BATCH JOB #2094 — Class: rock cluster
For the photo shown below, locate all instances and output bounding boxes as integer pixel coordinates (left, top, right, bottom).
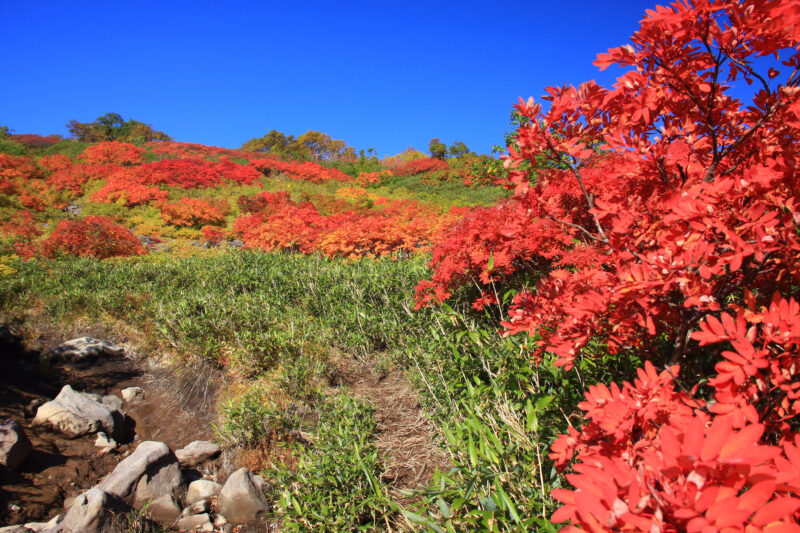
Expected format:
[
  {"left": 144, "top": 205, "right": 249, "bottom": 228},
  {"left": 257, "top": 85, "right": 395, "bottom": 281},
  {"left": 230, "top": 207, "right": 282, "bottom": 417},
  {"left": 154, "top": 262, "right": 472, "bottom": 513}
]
[{"left": 3, "top": 335, "right": 271, "bottom": 532}]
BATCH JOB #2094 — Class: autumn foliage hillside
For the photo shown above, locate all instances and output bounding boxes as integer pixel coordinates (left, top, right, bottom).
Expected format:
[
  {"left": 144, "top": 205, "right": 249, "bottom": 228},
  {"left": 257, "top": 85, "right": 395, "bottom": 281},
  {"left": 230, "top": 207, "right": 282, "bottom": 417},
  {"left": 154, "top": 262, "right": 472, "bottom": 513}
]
[{"left": 0, "top": 136, "right": 500, "bottom": 261}]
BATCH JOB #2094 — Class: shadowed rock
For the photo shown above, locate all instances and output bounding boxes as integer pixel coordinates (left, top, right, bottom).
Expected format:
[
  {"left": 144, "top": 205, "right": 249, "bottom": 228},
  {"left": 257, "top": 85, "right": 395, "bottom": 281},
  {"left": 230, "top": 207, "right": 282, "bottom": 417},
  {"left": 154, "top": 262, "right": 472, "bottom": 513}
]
[
  {"left": 0, "top": 420, "right": 32, "bottom": 470},
  {"left": 97, "top": 441, "right": 185, "bottom": 523}
]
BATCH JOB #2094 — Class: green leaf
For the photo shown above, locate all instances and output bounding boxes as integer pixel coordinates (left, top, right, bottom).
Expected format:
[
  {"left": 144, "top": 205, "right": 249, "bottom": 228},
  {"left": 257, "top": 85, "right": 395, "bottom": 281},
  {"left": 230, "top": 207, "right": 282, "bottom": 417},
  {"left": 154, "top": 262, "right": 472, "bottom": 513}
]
[{"left": 437, "top": 498, "right": 451, "bottom": 519}]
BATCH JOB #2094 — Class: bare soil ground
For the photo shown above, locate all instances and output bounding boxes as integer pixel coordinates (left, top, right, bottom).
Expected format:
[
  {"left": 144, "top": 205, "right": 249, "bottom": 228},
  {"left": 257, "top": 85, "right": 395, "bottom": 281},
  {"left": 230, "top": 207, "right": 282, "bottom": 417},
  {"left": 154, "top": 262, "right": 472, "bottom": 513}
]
[
  {"left": 335, "top": 358, "right": 450, "bottom": 500},
  {"left": 0, "top": 323, "right": 222, "bottom": 526}
]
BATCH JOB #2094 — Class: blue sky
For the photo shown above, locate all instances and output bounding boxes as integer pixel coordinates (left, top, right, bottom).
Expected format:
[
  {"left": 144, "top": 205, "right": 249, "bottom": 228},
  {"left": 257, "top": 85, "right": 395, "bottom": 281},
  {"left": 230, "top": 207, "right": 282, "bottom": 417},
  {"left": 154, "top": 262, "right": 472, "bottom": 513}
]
[{"left": 0, "top": 1, "right": 656, "bottom": 157}]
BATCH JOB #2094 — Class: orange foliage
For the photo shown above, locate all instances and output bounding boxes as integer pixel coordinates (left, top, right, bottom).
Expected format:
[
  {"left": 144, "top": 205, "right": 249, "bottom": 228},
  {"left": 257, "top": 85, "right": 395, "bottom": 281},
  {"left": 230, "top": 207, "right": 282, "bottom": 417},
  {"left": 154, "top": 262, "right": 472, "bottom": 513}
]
[
  {"left": 38, "top": 154, "right": 72, "bottom": 173},
  {"left": 160, "top": 197, "right": 230, "bottom": 227},
  {"left": 234, "top": 191, "right": 464, "bottom": 258},
  {"left": 249, "top": 157, "right": 352, "bottom": 184},
  {"left": 145, "top": 141, "right": 258, "bottom": 161},
  {"left": 79, "top": 141, "right": 144, "bottom": 166},
  {"left": 392, "top": 158, "right": 449, "bottom": 176},
  {"left": 47, "top": 164, "right": 117, "bottom": 195},
  {"left": 356, "top": 169, "right": 393, "bottom": 186}
]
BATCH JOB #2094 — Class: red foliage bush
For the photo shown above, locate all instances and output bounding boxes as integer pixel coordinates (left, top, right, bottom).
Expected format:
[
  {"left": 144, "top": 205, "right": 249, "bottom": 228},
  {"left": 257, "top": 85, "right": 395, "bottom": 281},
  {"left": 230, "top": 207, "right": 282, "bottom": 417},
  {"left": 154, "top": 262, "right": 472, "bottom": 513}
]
[
  {"left": 160, "top": 197, "right": 230, "bottom": 227},
  {"left": 79, "top": 142, "right": 144, "bottom": 166},
  {"left": 145, "top": 141, "right": 257, "bottom": 161},
  {"left": 236, "top": 191, "right": 292, "bottom": 214},
  {"left": 88, "top": 159, "right": 260, "bottom": 206},
  {"left": 416, "top": 0, "right": 800, "bottom": 529},
  {"left": 39, "top": 216, "right": 145, "bottom": 259},
  {"left": 0, "top": 211, "right": 41, "bottom": 240},
  {"left": 38, "top": 154, "right": 72, "bottom": 173},
  {"left": 356, "top": 169, "right": 393, "bottom": 186},
  {"left": 392, "top": 158, "right": 449, "bottom": 176},
  {"left": 248, "top": 157, "right": 351, "bottom": 184},
  {"left": 201, "top": 225, "right": 226, "bottom": 244},
  {"left": 233, "top": 191, "right": 464, "bottom": 258},
  {"left": 128, "top": 158, "right": 261, "bottom": 188},
  {"left": 10, "top": 134, "right": 61, "bottom": 148},
  {"left": 0, "top": 154, "right": 40, "bottom": 183},
  {"left": 90, "top": 178, "right": 168, "bottom": 206},
  {"left": 47, "top": 164, "right": 117, "bottom": 195}
]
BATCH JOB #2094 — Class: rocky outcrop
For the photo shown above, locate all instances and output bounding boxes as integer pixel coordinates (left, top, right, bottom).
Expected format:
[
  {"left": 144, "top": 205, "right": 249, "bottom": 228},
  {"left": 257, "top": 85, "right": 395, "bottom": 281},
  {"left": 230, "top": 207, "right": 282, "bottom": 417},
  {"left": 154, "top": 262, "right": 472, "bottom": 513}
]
[
  {"left": 218, "top": 467, "right": 269, "bottom": 525},
  {"left": 32, "top": 385, "right": 124, "bottom": 440},
  {"left": 175, "top": 440, "right": 220, "bottom": 467},
  {"left": 46, "top": 338, "right": 123, "bottom": 363},
  {"left": 0, "top": 420, "right": 32, "bottom": 470},
  {"left": 98, "top": 440, "right": 185, "bottom": 523}
]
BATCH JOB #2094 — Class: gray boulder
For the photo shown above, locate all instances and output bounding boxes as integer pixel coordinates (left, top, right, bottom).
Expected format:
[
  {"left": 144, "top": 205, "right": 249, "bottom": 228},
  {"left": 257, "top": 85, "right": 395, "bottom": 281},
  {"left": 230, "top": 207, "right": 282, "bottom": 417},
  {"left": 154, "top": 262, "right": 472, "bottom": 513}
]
[
  {"left": 218, "top": 467, "right": 269, "bottom": 524},
  {"left": 185, "top": 479, "right": 222, "bottom": 505},
  {"left": 0, "top": 420, "right": 32, "bottom": 470},
  {"left": 32, "top": 386, "right": 123, "bottom": 440},
  {"left": 98, "top": 441, "right": 185, "bottom": 523},
  {"left": 175, "top": 440, "right": 220, "bottom": 467},
  {"left": 47, "top": 337, "right": 123, "bottom": 363},
  {"left": 50, "top": 488, "right": 126, "bottom": 533}
]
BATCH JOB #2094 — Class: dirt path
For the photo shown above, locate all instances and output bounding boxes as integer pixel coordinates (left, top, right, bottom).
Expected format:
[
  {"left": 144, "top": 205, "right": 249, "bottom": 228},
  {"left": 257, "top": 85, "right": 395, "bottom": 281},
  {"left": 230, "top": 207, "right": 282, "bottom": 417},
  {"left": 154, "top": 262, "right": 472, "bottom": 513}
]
[
  {"left": 335, "top": 358, "right": 450, "bottom": 499},
  {"left": 0, "top": 325, "right": 222, "bottom": 526}
]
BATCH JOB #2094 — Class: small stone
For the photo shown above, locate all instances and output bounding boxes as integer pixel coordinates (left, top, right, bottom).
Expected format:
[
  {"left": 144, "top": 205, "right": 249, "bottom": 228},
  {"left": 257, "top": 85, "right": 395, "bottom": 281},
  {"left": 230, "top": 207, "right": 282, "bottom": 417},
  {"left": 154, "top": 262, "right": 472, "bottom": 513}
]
[
  {"left": 174, "top": 513, "right": 212, "bottom": 531},
  {"left": 213, "top": 514, "right": 228, "bottom": 527},
  {"left": 0, "top": 420, "right": 32, "bottom": 470},
  {"left": 180, "top": 499, "right": 210, "bottom": 518},
  {"left": 120, "top": 387, "right": 144, "bottom": 403},
  {"left": 185, "top": 479, "right": 222, "bottom": 505},
  {"left": 95, "top": 432, "right": 117, "bottom": 450},
  {"left": 175, "top": 440, "right": 220, "bottom": 467}
]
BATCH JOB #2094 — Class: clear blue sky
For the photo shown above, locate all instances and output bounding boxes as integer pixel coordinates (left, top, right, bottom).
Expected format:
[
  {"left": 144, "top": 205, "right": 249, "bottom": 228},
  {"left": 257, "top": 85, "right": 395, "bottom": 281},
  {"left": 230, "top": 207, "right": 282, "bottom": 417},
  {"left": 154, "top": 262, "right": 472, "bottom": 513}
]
[{"left": 0, "top": 1, "right": 656, "bottom": 157}]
